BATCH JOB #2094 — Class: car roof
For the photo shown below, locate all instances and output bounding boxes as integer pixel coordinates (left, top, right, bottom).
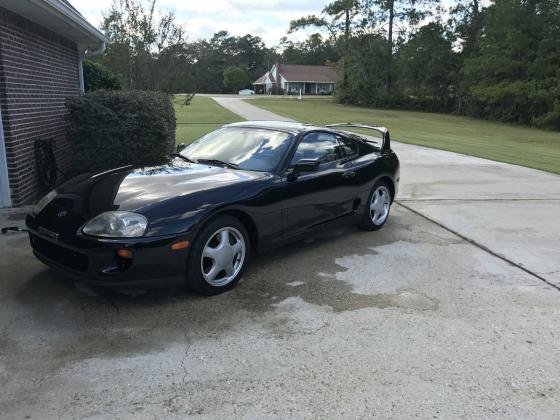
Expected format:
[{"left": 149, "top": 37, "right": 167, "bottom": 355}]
[
  {"left": 224, "top": 120, "right": 325, "bottom": 134},
  {"left": 222, "top": 121, "right": 377, "bottom": 145}
]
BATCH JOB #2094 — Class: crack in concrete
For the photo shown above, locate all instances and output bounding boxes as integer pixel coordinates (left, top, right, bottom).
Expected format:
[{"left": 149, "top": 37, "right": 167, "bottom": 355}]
[
  {"left": 180, "top": 328, "right": 192, "bottom": 385},
  {"left": 395, "top": 201, "right": 560, "bottom": 293}
]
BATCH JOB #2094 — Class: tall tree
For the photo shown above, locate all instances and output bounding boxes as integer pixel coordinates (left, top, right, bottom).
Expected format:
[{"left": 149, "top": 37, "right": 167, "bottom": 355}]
[
  {"left": 360, "top": 0, "right": 440, "bottom": 90},
  {"left": 223, "top": 66, "right": 251, "bottom": 93},
  {"left": 289, "top": 0, "right": 360, "bottom": 84},
  {"left": 101, "top": 0, "right": 187, "bottom": 91},
  {"left": 449, "top": 0, "right": 482, "bottom": 59},
  {"left": 189, "top": 31, "right": 273, "bottom": 93},
  {"left": 461, "top": 0, "right": 560, "bottom": 127},
  {"left": 337, "top": 33, "right": 390, "bottom": 105},
  {"left": 280, "top": 34, "right": 339, "bottom": 65},
  {"left": 100, "top": 1, "right": 273, "bottom": 94},
  {"left": 395, "top": 22, "right": 457, "bottom": 111}
]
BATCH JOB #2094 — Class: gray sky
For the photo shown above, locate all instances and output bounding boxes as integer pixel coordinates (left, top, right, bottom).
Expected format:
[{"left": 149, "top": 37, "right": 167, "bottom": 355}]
[
  {"left": 71, "top": 0, "right": 328, "bottom": 47},
  {"left": 71, "top": 0, "right": 478, "bottom": 47}
]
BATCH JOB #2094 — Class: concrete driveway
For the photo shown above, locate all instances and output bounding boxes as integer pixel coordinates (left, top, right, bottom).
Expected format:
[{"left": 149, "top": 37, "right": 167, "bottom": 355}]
[
  {"left": 1, "top": 99, "right": 559, "bottom": 418},
  {"left": 215, "top": 97, "right": 560, "bottom": 288}
]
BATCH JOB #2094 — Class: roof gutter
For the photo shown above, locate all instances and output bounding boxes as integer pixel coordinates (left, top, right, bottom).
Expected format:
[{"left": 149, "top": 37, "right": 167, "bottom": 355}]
[
  {"left": 2, "top": 0, "right": 111, "bottom": 53},
  {"left": 81, "top": 41, "right": 107, "bottom": 58},
  {"left": 51, "top": 0, "right": 111, "bottom": 94},
  {"left": 43, "top": 0, "right": 110, "bottom": 94},
  {"left": 37, "top": 0, "right": 110, "bottom": 47}
]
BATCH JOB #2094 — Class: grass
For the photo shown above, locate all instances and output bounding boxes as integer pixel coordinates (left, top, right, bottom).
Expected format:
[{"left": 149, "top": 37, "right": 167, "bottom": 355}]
[
  {"left": 250, "top": 97, "right": 560, "bottom": 174},
  {"left": 174, "top": 95, "right": 242, "bottom": 144}
]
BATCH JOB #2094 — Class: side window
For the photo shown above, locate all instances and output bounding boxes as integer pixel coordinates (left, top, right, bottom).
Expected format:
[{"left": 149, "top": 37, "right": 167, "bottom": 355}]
[
  {"left": 290, "top": 132, "right": 343, "bottom": 165},
  {"left": 337, "top": 136, "right": 358, "bottom": 157}
]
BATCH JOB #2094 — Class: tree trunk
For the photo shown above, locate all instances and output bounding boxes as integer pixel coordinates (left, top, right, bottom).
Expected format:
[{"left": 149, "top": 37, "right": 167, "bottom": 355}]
[
  {"left": 344, "top": 9, "right": 350, "bottom": 49},
  {"left": 385, "top": 0, "right": 395, "bottom": 91},
  {"left": 128, "top": 47, "right": 134, "bottom": 89},
  {"left": 343, "top": 8, "right": 350, "bottom": 86}
]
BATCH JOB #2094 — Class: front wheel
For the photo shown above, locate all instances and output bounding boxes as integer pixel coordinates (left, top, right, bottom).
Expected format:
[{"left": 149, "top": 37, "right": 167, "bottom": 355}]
[
  {"left": 360, "top": 180, "right": 392, "bottom": 231},
  {"left": 186, "top": 215, "right": 250, "bottom": 295}
]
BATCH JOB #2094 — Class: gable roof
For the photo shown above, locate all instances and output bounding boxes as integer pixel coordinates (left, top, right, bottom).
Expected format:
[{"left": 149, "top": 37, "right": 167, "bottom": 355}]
[
  {"left": 278, "top": 64, "right": 338, "bottom": 83},
  {"left": 254, "top": 70, "right": 276, "bottom": 84}
]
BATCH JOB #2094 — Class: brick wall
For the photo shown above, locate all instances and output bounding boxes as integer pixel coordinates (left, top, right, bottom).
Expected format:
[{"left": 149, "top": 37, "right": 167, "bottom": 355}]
[{"left": 0, "top": 7, "right": 80, "bottom": 206}]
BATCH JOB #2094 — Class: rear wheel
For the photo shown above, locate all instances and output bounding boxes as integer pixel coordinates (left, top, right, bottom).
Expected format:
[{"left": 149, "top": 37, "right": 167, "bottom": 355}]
[
  {"left": 360, "top": 180, "right": 392, "bottom": 231},
  {"left": 186, "top": 215, "right": 250, "bottom": 295}
]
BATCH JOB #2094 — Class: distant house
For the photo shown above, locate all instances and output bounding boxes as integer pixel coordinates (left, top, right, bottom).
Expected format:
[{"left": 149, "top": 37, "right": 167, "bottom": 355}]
[
  {"left": 253, "top": 63, "right": 339, "bottom": 95},
  {"left": 0, "top": 0, "right": 108, "bottom": 207}
]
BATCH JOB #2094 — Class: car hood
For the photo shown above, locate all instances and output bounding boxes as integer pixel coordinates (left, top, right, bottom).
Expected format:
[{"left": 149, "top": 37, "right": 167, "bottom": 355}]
[
  {"left": 65, "top": 158, "right": 267, "bottom": 211},
  {"left": 31, "top": 158, "right": 269, "bottom": 238}
]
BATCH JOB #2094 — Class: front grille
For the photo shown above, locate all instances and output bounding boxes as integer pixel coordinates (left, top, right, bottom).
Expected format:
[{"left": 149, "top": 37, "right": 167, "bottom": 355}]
[
  {"left": 31, "top": 235, "right": 89, "bottom": 272},
  {"left": 35, "top": 196, "right": 87, "bottom": 239}
]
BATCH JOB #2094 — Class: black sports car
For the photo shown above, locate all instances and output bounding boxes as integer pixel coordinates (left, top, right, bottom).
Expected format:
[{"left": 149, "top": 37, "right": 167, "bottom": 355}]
[{"left": 26, "top": 121, "right": 400, "bottom": 294}]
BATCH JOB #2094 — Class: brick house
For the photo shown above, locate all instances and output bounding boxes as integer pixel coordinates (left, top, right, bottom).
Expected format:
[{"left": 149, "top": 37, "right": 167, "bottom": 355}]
[{"left": 0, "top": 0, "right": 108, "bottom": 207}]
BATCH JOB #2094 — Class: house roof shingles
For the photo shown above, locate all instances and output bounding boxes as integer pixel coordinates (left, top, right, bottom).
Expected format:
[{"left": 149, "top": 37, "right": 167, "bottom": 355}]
[
  {"left": 278, "top": 64, "right": 338, "bottom": 83},
  {"left": 253, "top": 64, "right": 339, "bottom": 85}
]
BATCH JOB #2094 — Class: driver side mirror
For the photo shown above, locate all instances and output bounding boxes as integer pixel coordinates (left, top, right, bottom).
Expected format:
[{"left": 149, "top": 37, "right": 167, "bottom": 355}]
[
  {"left": 176, "top": 143, "right": 187, "bottom": 152},
  {"left": 288, "top": 158, "right": 320, "bottom": 180},
  {"left": 294, "top": 158, "right": 320, "bottom": 173}
]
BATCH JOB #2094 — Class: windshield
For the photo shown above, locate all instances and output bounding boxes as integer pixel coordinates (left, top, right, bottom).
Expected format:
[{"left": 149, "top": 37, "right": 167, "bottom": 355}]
[{"left": 181, "top": 127, "right": 294, "bottom": 172}]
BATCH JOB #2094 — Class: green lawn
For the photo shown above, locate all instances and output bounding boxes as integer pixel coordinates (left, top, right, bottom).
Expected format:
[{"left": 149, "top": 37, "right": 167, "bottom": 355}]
[
  {"left": 174, "top": 95, "right": 242, "bottom": 144},
  {"left": 250, "top": 97, "right": 560, "bottom": 174}
]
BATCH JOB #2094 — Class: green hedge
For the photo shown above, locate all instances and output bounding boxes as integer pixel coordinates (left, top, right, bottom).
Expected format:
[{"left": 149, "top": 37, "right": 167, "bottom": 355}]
[
  {"left": 65, "top": 90, "right": 176, "bottom": 173},
  {"left": 82, "top": 60, "right": 121, "bottom": 92}
]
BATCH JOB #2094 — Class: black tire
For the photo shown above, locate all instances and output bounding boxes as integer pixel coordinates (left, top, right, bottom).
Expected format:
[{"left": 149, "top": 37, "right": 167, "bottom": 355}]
[
  {"left": 360, "top": 180, "right": 393, "bottom": 231},
  {"left": 186, "top": 215, "right": 251, "bottom": 295}
]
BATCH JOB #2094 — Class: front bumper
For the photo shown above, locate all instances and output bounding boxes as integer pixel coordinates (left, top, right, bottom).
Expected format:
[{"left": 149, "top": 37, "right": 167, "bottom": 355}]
[{"left": 26, "top": 217, "right": 191, "bottom": 288}]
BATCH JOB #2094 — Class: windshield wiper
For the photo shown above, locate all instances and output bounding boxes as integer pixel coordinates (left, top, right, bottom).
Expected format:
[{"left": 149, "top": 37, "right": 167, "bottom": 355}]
[
  {"left": 171, "top": 153, "right": 195, "bottom": 163},
  {"left": 196, "top": 158, "right": 239, "bottom": 169}
]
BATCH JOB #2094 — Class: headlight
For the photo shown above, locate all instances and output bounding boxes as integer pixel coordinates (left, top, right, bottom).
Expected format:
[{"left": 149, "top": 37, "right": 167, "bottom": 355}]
[
  {"left": 82, "top": 211, "right": 148, "bottom": 238},
  {"left": 33, "top": 190, "right": 57, "bottom": 216}
]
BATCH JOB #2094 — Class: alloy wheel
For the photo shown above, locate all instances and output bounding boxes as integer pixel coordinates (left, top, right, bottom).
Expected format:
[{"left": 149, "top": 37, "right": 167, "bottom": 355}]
[
  {"left": 201, "top": 227, "right": 246, "bottom": 287},
  {"left": 370, "top": 185, "right": 391, "bottom": 225}
]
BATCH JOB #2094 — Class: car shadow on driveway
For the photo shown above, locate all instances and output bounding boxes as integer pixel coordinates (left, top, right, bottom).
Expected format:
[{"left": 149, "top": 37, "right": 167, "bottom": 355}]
[
  {"left": 12, "top": 209, "right": 443, "bottom": 353},
  {"left": 9, "top": 224, "right": 395, "bottom": 363},
  {"left": 14, "top": 223, "right": 376, "bottom": 313}
]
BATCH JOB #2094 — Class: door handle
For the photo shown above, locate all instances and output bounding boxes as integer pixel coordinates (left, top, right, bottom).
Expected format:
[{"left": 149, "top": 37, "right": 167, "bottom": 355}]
[{"left": 341, "top": 171, "right": 356, "bottom": 179}]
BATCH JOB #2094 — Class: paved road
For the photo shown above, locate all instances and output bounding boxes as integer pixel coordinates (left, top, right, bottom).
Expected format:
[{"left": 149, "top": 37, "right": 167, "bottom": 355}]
[
  {"left": 1, "top": 99, "right": 559, "bottom": 418},
  {"left": 213, "top": 96, "right": 296, "bottom": 121}
]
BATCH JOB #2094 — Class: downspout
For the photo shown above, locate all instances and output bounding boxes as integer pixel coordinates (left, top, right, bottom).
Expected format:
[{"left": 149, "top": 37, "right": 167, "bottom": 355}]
[
  {"left": 78, "top": 59, "right": 85, "bottom": 93},
  {"left": 78, "top": 41, "right": 106, "bottom": 93},
  {"left": 0, "top": 104, "right": 11, "bottom": 207}
]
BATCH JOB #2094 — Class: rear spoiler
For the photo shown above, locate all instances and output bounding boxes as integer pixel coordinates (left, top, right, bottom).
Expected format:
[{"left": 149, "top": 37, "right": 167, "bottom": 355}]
[{"left": 326, "top": 123, "right": 390, "bottom": 151}]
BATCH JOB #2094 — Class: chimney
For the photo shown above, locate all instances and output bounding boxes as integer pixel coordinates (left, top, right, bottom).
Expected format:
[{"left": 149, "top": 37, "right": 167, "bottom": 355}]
[{"left": 274, "top": 59, "right": 280, "bottom": 82}]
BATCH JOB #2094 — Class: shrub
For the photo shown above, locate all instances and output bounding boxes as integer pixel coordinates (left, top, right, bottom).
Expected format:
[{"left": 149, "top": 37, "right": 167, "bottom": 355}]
[
  {"left": 536, "top": 100, "right": 560, "bottom": 130},
  {"left": 269, "top": 86, "right": 285, "bottom": 95},
  {"left": 65, "top": 90, "right": 176, "bottom": 173},
  {"left": 82, "top": 60, "right": 121, "bottom": 92}
]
